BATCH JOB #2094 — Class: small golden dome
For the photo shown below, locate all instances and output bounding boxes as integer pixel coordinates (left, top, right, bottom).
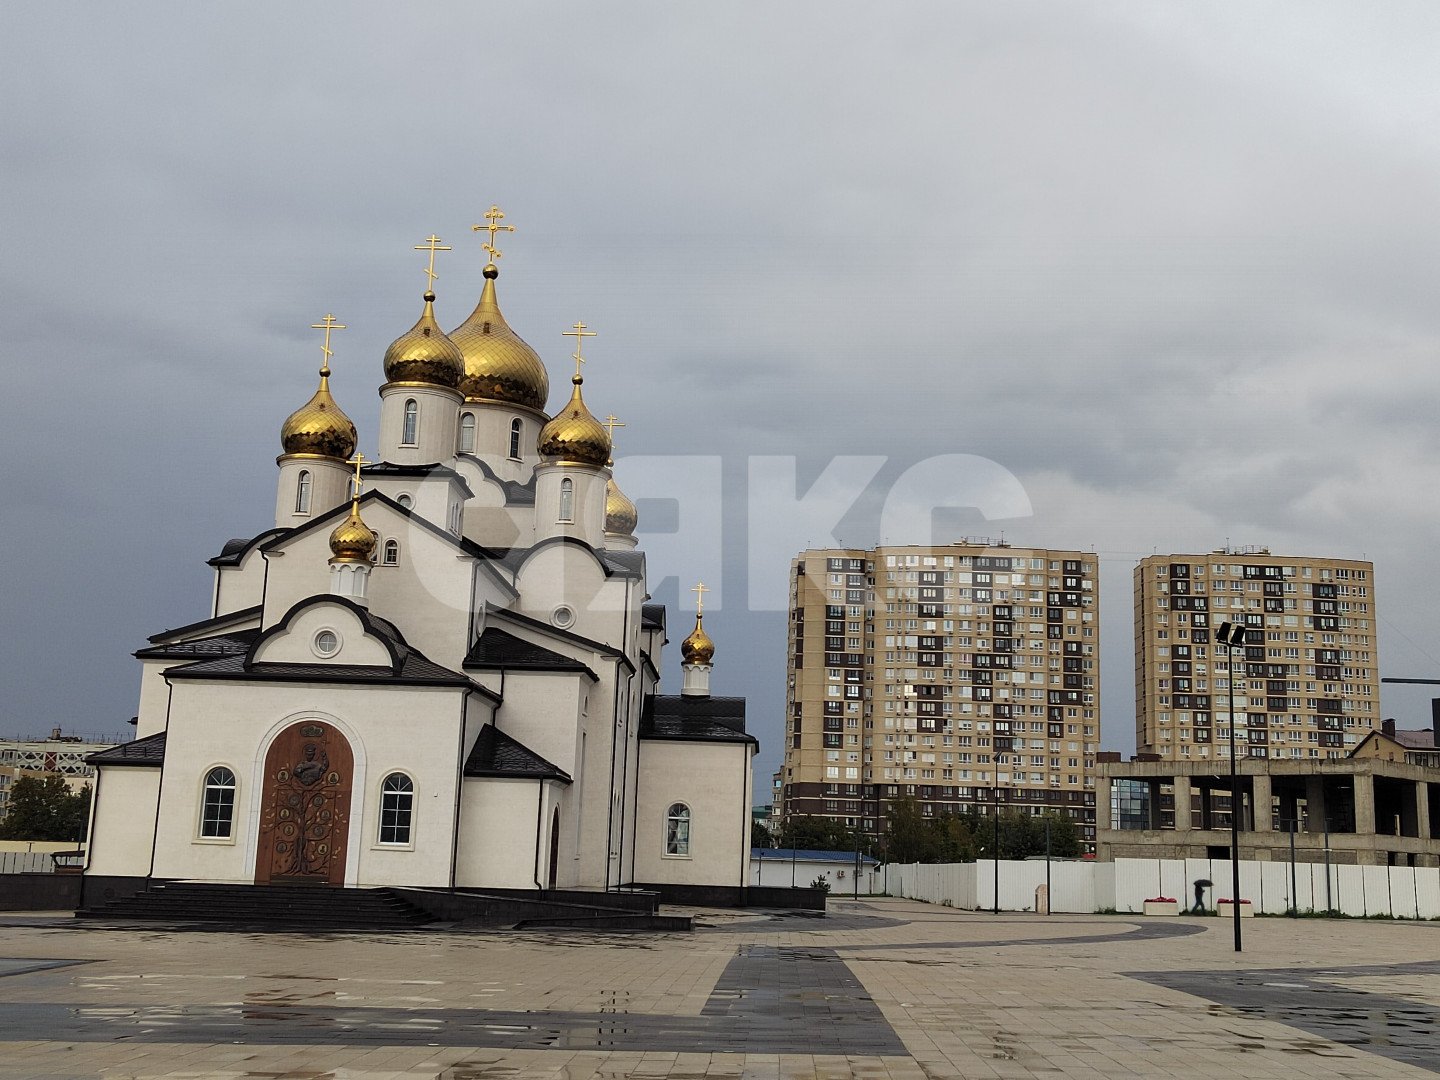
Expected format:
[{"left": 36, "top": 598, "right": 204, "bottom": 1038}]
[
  {"left": 449, "top": 265, "right": 550, "bottom": 410},
  {"left": 280, "top": 367, "right": 357, "bottom": 459},
  {"left": 605, "top": 477, "right": 638, "bottom": 535},
  {"left": 328, "top": 501, "right": 378, "bottom": 564},
  {"left": 681, "top": 614, "right": 715, "bottom": 665},
  {"left": 383, "top": 293, "right": 464, "bottom": 388},
  {"left": 538, "top": 375, "right": 611, "bottom": 466}
]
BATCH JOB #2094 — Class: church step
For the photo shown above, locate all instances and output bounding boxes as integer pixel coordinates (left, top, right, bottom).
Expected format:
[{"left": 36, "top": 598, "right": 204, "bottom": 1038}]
[{"left": 78, "top": 882, "right": 434, "bottom": 929}]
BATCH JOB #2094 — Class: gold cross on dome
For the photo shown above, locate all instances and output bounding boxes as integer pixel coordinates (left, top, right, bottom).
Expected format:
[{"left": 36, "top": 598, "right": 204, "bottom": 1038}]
[
  {"left": 603, "top": 415, "right": 626, "bottom": 442},
  {"left": 413, "top": 235, "right": 451, "bottom": 290},
  {"left": 473, "top": 205, "right": 515, "bottom": 264},
  {"left": 346, "top": 452, "right": 369, "bottom": 501},
  {"left": 691, "top": 581, "right": 710, "bottom": 616},
  {"left": 310, "top": 314, "right": 346, "bottom": 373},
  {"left": 563, "top": 321, "right": 596, "bottom": 378}
]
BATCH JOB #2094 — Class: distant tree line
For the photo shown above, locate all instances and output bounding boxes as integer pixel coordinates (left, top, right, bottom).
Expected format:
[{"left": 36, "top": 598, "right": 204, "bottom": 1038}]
[
  {"left": 754, "top": 796, "right": 1080, "bottom": 864},
  {"left": 0, "top": 775, "right": 91, "bottom": 842}
]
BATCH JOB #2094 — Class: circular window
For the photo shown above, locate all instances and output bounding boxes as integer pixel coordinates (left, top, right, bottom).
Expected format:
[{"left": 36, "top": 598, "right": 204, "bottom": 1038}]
[
  {"left": 551, "top": 605, "right": 576, "bottom": 629},
  {"left": 397, "top": 494, "right": 413, "bottom": 509},
  {"left": 312, "top": 629, "right": 341, "bottom": 658}
]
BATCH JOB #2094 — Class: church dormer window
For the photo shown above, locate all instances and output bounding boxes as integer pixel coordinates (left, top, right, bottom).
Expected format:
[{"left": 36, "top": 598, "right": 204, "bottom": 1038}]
[
  {"left": 459, "top": 413, "right": 476, "bottom": 453},
  {"left": 294, "top": 471, "right": 312, "bottom": 515},
  {"left": 379, "top": 773, "right": 414, "bottom": 845},
  {"left": 312, "top": 629, "right": 340, "bottom": 658},
  {"left": 559, "top": 477, "right": 574, "bottom": 523},
  {"left": 509, "top": 418, "right": 522, "bottom": 459},
  {"left": 382, "top": 539, "right": 399, "bottom": 566},
  {"left": 665, "top": 803, "right": 691, "bottom": 856},
  {"left": 402, "top": 399, "right": 418, "bottom": 445},
  {"left": 199, "top": 766, "right": 237, "bottom": 839}
]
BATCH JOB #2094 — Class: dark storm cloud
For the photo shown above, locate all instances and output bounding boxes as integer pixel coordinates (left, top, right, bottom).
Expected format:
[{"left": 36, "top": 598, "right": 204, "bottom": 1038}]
[{"left": 4, "top": 2, "right": 1440, "bottom": 774}]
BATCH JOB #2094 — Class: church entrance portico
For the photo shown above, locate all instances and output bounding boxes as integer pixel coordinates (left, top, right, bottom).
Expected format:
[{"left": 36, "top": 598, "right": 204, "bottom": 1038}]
[{"left": 255, "top": 720, "right": 354, "bottom": 885}]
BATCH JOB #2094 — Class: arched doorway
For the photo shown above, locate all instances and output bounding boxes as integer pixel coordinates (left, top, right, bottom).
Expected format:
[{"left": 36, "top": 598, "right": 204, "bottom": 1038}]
[
  {"left": 547, "top": 806, "right": 560, "bottom": 889},
  {"left": 254, "top": 720, "right": 354, "bottom": 885}
]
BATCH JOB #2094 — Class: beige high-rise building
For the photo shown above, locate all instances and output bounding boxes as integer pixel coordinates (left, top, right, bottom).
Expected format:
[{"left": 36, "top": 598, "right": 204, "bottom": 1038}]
[
  {"left": 1134, "top": 548, "right": 1380, "bottom": 762},
  {"left": 778, "top": 541, "right": 1101, "bottom": 848}
]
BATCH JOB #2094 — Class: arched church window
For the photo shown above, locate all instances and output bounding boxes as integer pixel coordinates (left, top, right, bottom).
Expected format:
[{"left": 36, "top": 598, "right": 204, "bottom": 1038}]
[
  {"left": 665, "top": 802, "right": 691, "bottom": 856},
  {"left": 379, "top": 773, "right": 414, "bottom": 845},
  {"left": 559, "top": 478, "right": 574, "bottom": 523},
  {"left": 459, "top": 413, "right": 476, "bottom": 454},
  {"left": 382, "top": 539, "right": 400, "bottom": 566},
  {"left": 509, "top": 418, "right": 523, "bottom": 459},
  {"left": 200, "top": 766, "right": 237, "bottom": 839},
  {"left": 294, "top": 471, "right": 312, "bottom": 515},
  {"left": 402, "top": 399, "right": 418, "bottom": 445}
]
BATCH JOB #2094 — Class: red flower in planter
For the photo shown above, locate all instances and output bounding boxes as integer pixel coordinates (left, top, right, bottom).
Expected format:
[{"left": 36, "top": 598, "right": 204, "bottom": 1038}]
[
  {"left": 1217, "top": 898, "right": 1251, "bottom": 904},
  {"left": 1144, "top": 897, "right": 1176, "bottom": 904}
]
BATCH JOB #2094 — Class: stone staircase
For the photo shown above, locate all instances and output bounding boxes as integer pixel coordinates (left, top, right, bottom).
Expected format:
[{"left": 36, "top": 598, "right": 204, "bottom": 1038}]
[{"left": 78, "top": 881, "right": 434, "bottom": 931}]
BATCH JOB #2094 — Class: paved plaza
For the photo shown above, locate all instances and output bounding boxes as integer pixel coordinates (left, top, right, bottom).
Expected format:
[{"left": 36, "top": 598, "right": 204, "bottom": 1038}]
[{"left": 0, "top": 898, "right": 1435, "bottom": 1078}]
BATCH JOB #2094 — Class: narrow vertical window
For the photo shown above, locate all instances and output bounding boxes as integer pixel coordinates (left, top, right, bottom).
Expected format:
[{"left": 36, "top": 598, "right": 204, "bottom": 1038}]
[
  {"left": 200, "top": 767, "right": 237, "bottom": 839},
  {"left": 509, "top": 418, "right": 523, "bottom": 459},
  {"left": 402, "top": 399, "right": 418, "bottom": 445},
  {"left": 459, "top": 413, "right": 476, "bottom": 453},
  {"left": 379, "top": 773, "right": 414, "bottom": 844},
  {"left": 382, "top": 539, "right": 399, "bottom": 566},
  {"left": 665, "top": 803, "right": 690, "bottom": 856},
  {"left": 559, "top": 477, "right": 574, "bottom": 523},
  {"left": 294, "top": 471, "right": 312, "bottom": 514}
]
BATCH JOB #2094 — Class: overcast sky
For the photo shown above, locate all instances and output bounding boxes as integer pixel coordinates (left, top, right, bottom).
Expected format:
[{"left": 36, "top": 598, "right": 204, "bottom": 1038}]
[{"left": 4, "top": 3, "right": 1440, "bottom": 790}]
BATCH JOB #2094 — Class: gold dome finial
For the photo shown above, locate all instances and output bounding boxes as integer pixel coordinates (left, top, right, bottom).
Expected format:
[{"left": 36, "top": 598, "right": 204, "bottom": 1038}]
[
  {"left": 329, "top": 453, "right": 378, "bottom": 564},
  {"left": 602, "top": 415, "right": 637, "bottom": 535},
  {"left": 383, "top": 238, "right": 464, "bottom": 388},
  {"left": 681, "top": 582, "right": 715, "bottom": 664},
  {"left": 280, "top": 314, "right": 357, "bottom": 459},
  {"left": 450, "top": 207, "right": 550, "bottom": 409},
  {"left": 537, "top": 322, "right": 610, "bottom": 466}
]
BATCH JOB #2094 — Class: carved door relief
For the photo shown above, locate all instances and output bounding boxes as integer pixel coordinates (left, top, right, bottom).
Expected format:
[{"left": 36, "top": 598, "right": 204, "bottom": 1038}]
[{"left": 255, "top": 721, "right": 353, "bottom": 885}]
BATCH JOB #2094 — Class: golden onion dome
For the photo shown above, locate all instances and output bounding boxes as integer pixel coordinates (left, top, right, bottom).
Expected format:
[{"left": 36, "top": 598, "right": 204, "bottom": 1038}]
[
  {"left": 681, "top": 614, "right": 715, "bottom": 665},
  {"left": 449, "top": 265, "right": 550, "bottom": 410},
  {"left": 538, "top": 375, "right": 611, "bottom": 466},
  {"left": 280, "top": 366, "right": 357, "bottom": 459},
  {"left": 383, "top": 292, "right": 464, "bottom": 389},
  {"left": 605, "top": 476, "right": 638, "bottom": 535},
  {"left": 328, "top": 501, "right": 378, "bottom": 564}
]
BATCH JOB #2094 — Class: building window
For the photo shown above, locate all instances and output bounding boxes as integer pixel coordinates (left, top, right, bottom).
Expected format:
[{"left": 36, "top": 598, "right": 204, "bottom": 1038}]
[
  {"left": 199, "top": 767, "right": 237, "bottom": 839},
  {"left": 294, "top": 470, "right": 312, "bottom": 514},
  {"left": 458, "top": 412, "right": 476, "bottom": 453},
  {"left": 402, "top": 399, "right": 418, "bottom": 445},
  {"left": 559, "top": 477, "right": 574, "bottom": 522},
  {"left": 382, "top": 539, "right": 399, "bottom": 566},
  {"left": 509, "top": 418, "right": 523, "bottom": 459},
  {"left": 396, "top": 493, "right": 412, "bottom": 509},
  {"left": 665, "top": 803, "right": 690, "bottom": 856},
  {"left": 312, "top": 629, "right": 340, "bottom": 657},
  {"left": 378, "top": 773, "right": 414, "bottom": 844}
]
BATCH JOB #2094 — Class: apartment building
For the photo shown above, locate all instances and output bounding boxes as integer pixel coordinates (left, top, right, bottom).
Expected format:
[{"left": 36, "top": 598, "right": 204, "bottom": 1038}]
[
  {"left": 778, "top": 541, "right": 1100, "bottom": 848},
  {"left": 1134, "top": 548, "right": 1379, "bottom": 762}
]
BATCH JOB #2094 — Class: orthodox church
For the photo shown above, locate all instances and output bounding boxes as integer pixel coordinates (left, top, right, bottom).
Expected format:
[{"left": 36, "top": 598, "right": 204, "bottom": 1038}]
[{"left": 84, "top": 213, "right": 755, "bottom": 904}]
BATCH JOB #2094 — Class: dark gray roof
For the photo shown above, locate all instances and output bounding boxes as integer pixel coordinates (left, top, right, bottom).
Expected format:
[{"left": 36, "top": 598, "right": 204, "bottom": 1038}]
[
  {"left": 208, "top": 530, "right": 288, "bottom": 567},
  {"left": 641, "top": 604, "right": 666, "bottom": 633},
  {"left": 136, "top": 629, "right": 259, "bottom": 660},
  {"left": 362, "top": 460, "right": 475, "bottom": 499},
  {"left": 463, "top": 724, "right": 571, "bottom": 783},
  {"left": 600, "top": 550, "right": 644, "bottom": 578},
  {"left": 258, "top": 491, "right": 503, "bottom": 563},
  {"left": 641, "top": 695, "right": 756, "bottom": 746},
  {"left": 146, "top": 606, "right": 262, "bottom": 645},
  {"left": 165, "top": 652, "right": 475, "bottom": 688},
  {"left": 456, "top": 453, "right": 537, "bottom": 506},
  {"left": 486, "top": 606, "right": 634, "bottom": 673},
  {"left": 464, "top": 628, "right": 597, "bottom": 678},
  {"left": 1393, "top": 729, "right": 1440, "bottom": 750},
  {"left": 87, "top": 732, "right": 166, "bottom": 768}
]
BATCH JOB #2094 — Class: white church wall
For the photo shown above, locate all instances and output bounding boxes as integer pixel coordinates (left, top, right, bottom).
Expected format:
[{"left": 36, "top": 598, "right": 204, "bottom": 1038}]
[
  {"left": 213, "top": 546, "right": 267, "bottom": 617},
  {"left": 85, "top": 769, "right": 159, "bottom": 878},
  {"left": 453, "top": 458, "right": 534, "bottom": 550},
  {"left": 252, "top": 602, "right": 393, "bottom": 668},
  {"left": 135, "top": 660, "right": 174, "bottom": 739},
  {"left": 378, "top": 384, "right": 462, "bottom": 466},
  {"left": 148, "top": 680, "right": 465, "bottom": 887},
  {"left": 493, "top": 672, "right": 588, "bottom": 777},
  {"left": 512, "top": 543, "right": 613, "bottom": 640},
  {"left": 460, "top": 404, "right": 545, "bottom": 486},
  {"left": 634, "top": 741, "right": 752, "bottom": 888},
  {"left": 455, "top": 777, "right": 555, "bottom": 890}
]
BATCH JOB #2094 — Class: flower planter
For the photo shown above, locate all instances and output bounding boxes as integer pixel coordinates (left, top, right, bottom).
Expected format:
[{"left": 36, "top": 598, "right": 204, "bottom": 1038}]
[
  {"left": 1142, "top": 900, "right": 1179, "bottom": 916},
  {"left": 1217, "top": 900, "right": 1253, "bottom": 917}
]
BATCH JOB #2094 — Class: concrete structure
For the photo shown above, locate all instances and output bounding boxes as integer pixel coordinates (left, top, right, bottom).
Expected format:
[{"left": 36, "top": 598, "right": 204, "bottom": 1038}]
[
  {"left": 1134, "top": 548, "right": 1380, "bottom": 762},
  {"left": 750, "top": 847, "right": 880, "bottom": 893},
  {"left": 778, "top": 542, "right": 1100, "bottom": 848},
  {"left": 83, "top": 224, "right": 756, "bottom": 904},
  {"left": 1095, "top": 754, "right": 1440, "bottom": 866}
]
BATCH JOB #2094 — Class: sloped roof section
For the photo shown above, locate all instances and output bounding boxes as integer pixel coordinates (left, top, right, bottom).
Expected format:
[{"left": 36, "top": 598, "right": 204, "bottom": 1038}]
[
  {"left": 464, "top": 627, "right": 596, "bottom": 678},
  {"left": 165, "top": 651, "right": 475, "bottom": 688},
  {"left": 456, "top": 453, "right": 537, "bottom": 506},
  {"left": 87, "top": 732, "right": 166, "bottom": 768},
  {"left": 362, "top": 460, "right": 475, "bottom": 499},
  {"left": 146, "top": 606, "right": 262, "bottom": 645},
  {"left": 136, "top": 629, "right": 259, "bottom": 660},
  {"left": 463, "top": 724, "right": 571, "bottom": 783},
  {"left": 641, "top": 604, "right": 666, "bottom": 633},
  {"left": 208, "top": 529, "right": 288, "bottom": 567},
  {"left": 641, "top": 695, "right": 756, "bottom": 745}
]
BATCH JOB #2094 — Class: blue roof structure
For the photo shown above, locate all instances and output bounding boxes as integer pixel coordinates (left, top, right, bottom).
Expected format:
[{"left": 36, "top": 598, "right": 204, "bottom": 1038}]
[{"left": 750, "top": 847, "right": 879, "bottom": 866}]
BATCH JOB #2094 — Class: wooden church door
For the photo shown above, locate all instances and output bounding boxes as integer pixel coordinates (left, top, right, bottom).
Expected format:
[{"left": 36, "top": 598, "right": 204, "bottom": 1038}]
[{"left": 254, "top": 720, "right": 353, "bottom": 885}]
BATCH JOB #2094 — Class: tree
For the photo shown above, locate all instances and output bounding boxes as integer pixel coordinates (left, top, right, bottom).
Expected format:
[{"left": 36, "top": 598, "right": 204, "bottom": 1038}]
[
  {"left": 884, "top": 796, "right": 939, "bottom": 863},
  {"left": 751, "top": 819, "right": 774, "bottom": 848},
  {"left": 778, "top": 814, "right": 870, "bottom": 854},
  {"left": 0, "top": 775, "right": 91, "bottom": 842}
]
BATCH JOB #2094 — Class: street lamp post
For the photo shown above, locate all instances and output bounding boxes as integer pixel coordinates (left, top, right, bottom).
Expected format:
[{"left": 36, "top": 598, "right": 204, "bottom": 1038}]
[{"left": 1215, "top": 621, "right": 1247, "bottom": 953}]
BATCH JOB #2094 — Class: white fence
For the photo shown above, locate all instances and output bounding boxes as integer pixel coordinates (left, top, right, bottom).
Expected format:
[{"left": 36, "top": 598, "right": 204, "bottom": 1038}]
[
  {"left": 0, "top": 851, "right": 58, "bottom": 875},
  {"left": 885, "top": 857, "right": 1440, "bottom": 919}
]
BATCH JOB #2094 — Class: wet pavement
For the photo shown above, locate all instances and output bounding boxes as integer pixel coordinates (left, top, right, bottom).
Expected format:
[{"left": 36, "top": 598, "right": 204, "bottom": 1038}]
[{"left": 0, "top": 900, "right": 1434, "bottom": 1077}]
